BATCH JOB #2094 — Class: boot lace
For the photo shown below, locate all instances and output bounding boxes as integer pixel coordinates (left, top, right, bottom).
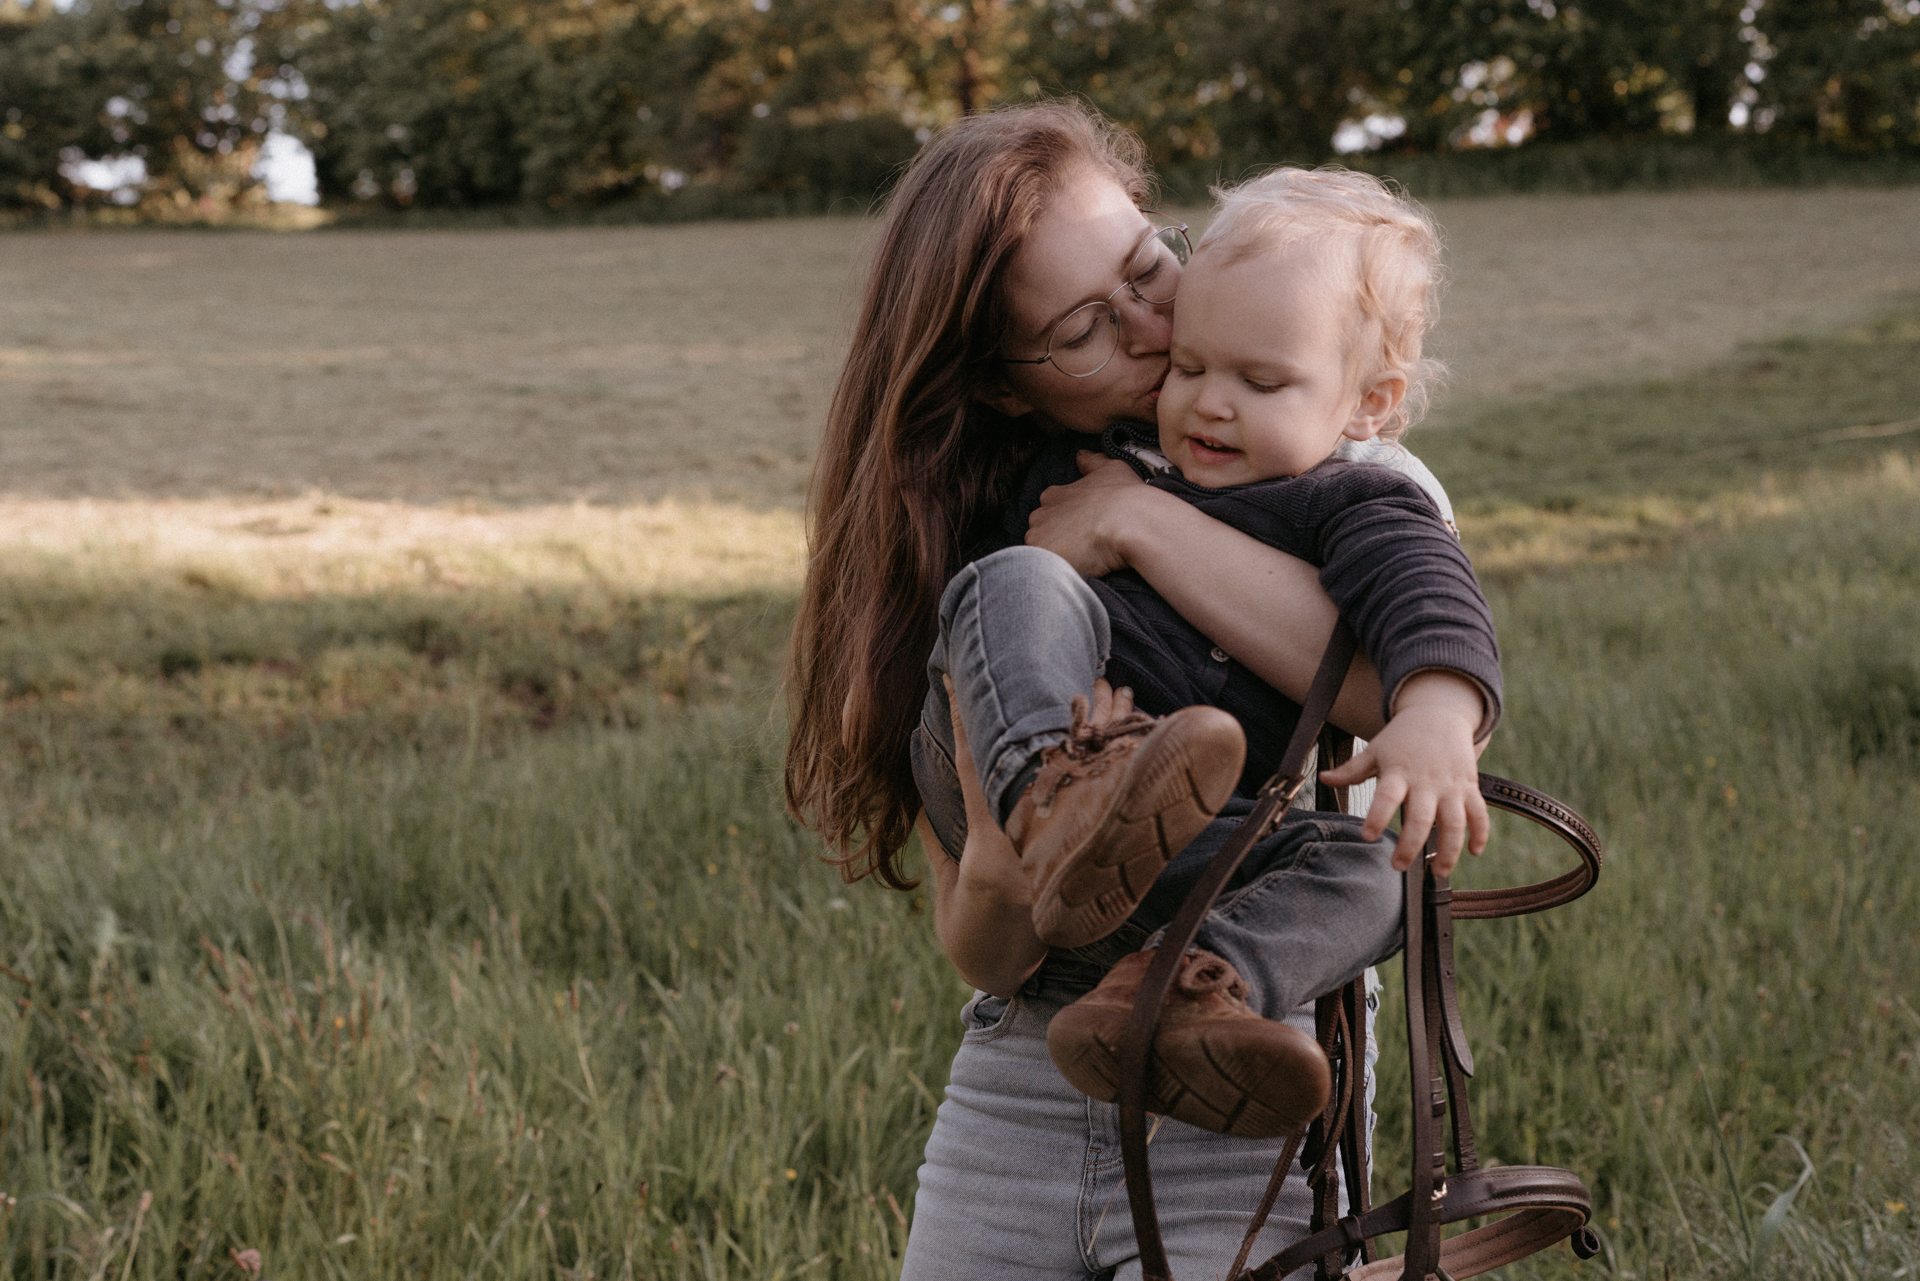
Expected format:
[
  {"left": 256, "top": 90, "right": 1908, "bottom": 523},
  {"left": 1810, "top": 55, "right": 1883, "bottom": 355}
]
[
  {"left": 1031, "top": 694, "right": 1159, "bottom": 816},
  {"left": 1174, "top": 949, "right": 1250, "bottom": 1002}
]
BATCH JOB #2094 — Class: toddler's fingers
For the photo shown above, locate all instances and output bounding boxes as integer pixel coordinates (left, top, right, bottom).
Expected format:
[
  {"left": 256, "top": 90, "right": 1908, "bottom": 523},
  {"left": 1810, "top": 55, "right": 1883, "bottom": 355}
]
[
  {"left": 1089, "top": 679, "right": 1115, "bottom": 724},
  {"left": 1394, "top": 790, "right": 1436, "bottom": 871},
  {"left": 1466, "top": 788, "right": 1491, "bottom": 856},
  {"left": 1429, "top": 796, "right": 1466, "bottom": 877},
  {"left": 1076, "top": 449, "right": 1104, "bottom": 475},
  {"left": 1085, "top": 681, "right": 1135, "bottom": 728},
  {"left": 1361, "top": 771, "right": 1405, "bottom": 846},
  {"left": 1319, "top": 743, "right": 1378, "bottom": 787}
]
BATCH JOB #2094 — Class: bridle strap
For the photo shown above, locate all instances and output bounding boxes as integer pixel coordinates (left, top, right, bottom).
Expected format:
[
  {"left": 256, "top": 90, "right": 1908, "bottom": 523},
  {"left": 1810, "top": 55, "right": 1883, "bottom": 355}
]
[
  {"left": 1334, "top": 976, "right": 1375, "bottom": 1269},
  {"left": 1453, "top": 777, "right": 1603, "bottom": 919},
  {"left": 1246, "top": 1166, "right": 1595, "bottom": 1281},
  {"left": 1401, "top": 847, "right": 1445, "bottom": 1280},
  {"left": 1116, "top": 623, "right": 1607, "bottom": 1280},
  {"left": 1120, "top": 621, "right": 1359, "bottom": 1281},
  {"left": 1224, "top": 1128, "right": 1308, "bottom": 1281}
]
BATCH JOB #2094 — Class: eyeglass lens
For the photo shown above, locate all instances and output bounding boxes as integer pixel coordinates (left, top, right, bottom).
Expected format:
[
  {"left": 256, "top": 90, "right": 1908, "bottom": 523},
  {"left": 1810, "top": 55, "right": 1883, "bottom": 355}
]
[
  {"left": 1127, "top": 225, "right": 1189, "bottom": 305},
  {"left": 1046, "top": 226, "right": 1189, "bottom": 377}
]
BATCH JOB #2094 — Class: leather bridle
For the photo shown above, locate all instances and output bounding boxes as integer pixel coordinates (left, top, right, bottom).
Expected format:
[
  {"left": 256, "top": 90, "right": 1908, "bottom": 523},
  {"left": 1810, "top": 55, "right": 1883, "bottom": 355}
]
[{"left": 1116, "top": 621, "right": 1606, "bottom": 1281}]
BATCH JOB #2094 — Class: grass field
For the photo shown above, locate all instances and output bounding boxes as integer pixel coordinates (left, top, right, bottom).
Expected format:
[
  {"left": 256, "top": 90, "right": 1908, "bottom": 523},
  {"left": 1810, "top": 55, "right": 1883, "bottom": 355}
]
[
  {"left": 3, "top": 193, "right": 1919, "bottom": 1279},
  {"left": 6, "top": 188, "right": 1920, "bottom": 505}
]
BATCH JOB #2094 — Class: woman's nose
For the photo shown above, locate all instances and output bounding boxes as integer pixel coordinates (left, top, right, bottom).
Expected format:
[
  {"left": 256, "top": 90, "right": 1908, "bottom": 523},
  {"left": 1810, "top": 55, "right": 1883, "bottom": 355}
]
[{"left": 1119, "top": 293, "right": 1173, "bottom": 355}]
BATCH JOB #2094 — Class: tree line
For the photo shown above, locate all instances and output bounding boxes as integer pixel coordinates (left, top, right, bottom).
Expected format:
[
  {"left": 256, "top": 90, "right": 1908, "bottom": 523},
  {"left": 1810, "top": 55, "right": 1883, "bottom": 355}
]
[{"left": 3, "top": 0, "right": 1916, "bottom": 213}]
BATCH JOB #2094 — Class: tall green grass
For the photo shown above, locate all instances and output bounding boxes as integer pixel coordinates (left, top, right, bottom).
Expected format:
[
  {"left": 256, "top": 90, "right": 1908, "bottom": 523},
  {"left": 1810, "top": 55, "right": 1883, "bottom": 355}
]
[
  {"left": 1372, "top": 463, "right": 1920, "bottom": 1280},
  {"left": 3, "top": 313, "right": 1918, "bottom": 1276},
  {"left": 3, "top": 701, "right": 955, "bottom": 1278}
]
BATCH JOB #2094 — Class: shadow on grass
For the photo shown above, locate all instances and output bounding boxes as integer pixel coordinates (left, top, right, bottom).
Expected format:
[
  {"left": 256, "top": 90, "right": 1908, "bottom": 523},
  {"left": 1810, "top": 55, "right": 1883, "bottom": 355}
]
[{"left": 0, "top": 577, "right": 797, "bottom": 815}]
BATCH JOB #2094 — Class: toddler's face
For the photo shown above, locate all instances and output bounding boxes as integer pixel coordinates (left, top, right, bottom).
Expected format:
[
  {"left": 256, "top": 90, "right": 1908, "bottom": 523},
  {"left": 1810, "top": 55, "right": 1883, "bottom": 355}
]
[{"left": 1157, "top": 242, "right": 1376, "bottom": 488}]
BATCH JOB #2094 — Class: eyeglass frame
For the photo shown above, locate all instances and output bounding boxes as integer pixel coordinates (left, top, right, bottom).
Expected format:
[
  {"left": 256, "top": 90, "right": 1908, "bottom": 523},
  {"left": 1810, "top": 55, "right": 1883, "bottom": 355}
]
[{"left": 997, "top": 212, "right": 1194, "bottom": 380}]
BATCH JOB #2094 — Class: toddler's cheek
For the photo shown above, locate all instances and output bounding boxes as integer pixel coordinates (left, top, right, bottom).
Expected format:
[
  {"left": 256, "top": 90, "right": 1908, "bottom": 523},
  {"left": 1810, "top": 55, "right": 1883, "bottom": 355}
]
[{"left": 1155, "top": 388, "right": 1196, "bottom": 453}]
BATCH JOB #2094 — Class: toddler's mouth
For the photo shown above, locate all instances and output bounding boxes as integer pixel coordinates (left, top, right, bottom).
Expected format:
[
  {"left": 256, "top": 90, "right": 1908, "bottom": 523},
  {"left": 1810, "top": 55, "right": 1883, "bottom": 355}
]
[{"left": 1187, "top": 433, "right": 1241, "bottom": 462}]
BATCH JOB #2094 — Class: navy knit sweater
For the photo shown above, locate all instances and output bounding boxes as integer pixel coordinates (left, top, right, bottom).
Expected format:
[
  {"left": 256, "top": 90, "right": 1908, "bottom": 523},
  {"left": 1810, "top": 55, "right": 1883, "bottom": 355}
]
[{"left": 977, "top": 425, "right": 1502, "bottom": 798}]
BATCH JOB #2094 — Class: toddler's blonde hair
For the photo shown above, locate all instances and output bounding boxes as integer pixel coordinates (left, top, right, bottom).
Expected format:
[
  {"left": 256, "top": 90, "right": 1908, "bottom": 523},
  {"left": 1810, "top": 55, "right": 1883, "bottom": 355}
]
[{"left": 1198, "top": 166, "right": 1444, "bottom": 438}]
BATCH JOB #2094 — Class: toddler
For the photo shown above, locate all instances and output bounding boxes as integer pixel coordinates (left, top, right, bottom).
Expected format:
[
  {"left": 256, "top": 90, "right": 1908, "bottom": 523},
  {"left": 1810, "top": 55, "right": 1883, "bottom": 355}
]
[{"left": 914, "top": 167, "right": 1495, "bottom": 1138}]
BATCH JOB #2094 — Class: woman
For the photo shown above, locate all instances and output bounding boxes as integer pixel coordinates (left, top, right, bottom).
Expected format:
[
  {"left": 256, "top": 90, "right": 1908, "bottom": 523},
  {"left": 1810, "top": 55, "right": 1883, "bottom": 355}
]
[{"left": 785, "top": 102, "right": 1451, "bottom": 1278}]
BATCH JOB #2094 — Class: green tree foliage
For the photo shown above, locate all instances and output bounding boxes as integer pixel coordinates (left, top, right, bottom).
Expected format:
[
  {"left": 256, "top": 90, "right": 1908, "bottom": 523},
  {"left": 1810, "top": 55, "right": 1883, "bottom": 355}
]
[
  {"left": 0, "top": 0, "right": 273, "bottom": 210},
  {"left": 1754, "top": 0, "right": 1920, "bottom": 148},
  {"left": 1017, "top": 0, "right": 1395, "bottom": 181},
  {"left": 1373, "top": 0, "right": 1917, "bottom": 151},
  {"left": 3, "top": 0, "right": 1915, "bottom": 213},
  {"left": 1373, "top": 0, "right": 1751, "bottom": 148},
  {"left": 270, "top": 0, "right": 963, "bottom": 208}
]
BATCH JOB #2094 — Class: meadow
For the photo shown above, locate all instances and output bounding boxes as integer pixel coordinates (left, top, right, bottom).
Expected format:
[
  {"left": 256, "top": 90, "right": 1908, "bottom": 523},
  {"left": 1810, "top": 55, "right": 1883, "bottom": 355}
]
[{"left": 2, "top": 191, "right": 1919, "bottom": 1279}]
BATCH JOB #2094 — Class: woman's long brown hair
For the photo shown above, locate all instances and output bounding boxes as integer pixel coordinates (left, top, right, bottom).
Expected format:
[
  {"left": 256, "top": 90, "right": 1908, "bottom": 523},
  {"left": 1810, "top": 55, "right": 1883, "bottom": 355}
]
[{"left": 785, "top": 101, "right": 1150, "bottom": 889}]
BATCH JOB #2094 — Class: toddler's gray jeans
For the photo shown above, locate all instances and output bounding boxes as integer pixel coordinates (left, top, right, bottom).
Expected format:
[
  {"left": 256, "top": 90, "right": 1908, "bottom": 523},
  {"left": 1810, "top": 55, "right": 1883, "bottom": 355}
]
[{"left": 913, "top": 544, "right": 1405, "bottom": 1019}]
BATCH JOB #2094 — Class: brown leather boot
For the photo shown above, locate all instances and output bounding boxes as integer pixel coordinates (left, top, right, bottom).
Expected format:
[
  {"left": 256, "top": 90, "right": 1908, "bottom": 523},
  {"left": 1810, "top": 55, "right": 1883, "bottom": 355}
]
[
  {"left": 1047, "top": 948, "right": 1332, "bottom": 1139},
  {"left": 1007, "top": 698, "right": 1244, "bottom": 950}
]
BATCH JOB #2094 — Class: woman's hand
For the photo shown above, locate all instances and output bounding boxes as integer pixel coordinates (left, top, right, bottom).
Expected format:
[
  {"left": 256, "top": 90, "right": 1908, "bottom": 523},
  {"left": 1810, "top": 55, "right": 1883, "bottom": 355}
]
[
  {"left": 926, "top": 677, "right": 1138, "bottom": 995},
  {"left": 1318, "top": 670, "right": 1490, "bottom": 876},
  {"left": 926, "top": 675, "right": 1046, "bottom": 996},
  {"left": 945, "top": 673, "right": 1029, "bottom": 909},
  {"left": 1025, "top": 451, "right": 1158, "bottom": 577}
]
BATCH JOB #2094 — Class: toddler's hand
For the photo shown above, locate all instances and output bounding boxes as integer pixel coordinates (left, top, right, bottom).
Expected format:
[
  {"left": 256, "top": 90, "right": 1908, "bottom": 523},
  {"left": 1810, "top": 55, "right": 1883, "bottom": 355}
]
[{"left": 1317, "top": 672, "right": 1489, "bottom": 875}]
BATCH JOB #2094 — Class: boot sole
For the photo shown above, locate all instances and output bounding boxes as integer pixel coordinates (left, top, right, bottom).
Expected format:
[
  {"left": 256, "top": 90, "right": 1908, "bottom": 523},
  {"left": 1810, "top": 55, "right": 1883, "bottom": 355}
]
[
  {"left": 1049, "top": 1007, "right": 1331, "bottom": 1139},
  {"left": 1028, "top": 706, "right": 1245, "bottom": 950}
]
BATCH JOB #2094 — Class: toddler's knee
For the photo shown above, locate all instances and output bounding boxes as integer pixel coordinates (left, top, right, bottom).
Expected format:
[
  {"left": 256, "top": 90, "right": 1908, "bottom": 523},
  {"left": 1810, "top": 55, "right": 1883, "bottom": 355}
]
[{"left": 937, "top": 546, "right": 1093, "bottom": 624}]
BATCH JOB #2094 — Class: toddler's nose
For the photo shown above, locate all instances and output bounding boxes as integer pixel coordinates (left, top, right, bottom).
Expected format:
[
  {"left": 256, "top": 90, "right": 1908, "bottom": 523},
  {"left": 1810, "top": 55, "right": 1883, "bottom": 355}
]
[{"left": 1193, "top": 378, "right": 1233, "bottom": 421}]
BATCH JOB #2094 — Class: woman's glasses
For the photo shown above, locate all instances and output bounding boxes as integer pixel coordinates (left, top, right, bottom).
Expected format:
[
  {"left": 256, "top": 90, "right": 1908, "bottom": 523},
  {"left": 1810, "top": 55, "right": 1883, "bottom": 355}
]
[{"left": 1000, "top": 216, "right": 1193, "bottom": 379}]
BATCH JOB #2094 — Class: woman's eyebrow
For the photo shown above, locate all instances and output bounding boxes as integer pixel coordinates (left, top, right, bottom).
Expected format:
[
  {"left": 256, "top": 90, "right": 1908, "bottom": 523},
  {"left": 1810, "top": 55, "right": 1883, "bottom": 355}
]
[{"left": 1035, "top": 222, "right": 1157, "bottom": 335}]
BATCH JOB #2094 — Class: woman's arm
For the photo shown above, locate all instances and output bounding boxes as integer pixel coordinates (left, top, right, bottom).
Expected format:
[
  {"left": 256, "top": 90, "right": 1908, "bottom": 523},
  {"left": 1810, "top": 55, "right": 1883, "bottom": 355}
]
[
  {"left": 1030, "top": 452, "right": 1496, "bottom": 869},
  {"left": 1026, "top": 453, "right": 1388, "bottom": 738},
  {"left": 922, "top": 818, "right": 1046, "bottom": 997},
  {"left": 922, "top": 676, "right": 1047, "bottom": 997}
]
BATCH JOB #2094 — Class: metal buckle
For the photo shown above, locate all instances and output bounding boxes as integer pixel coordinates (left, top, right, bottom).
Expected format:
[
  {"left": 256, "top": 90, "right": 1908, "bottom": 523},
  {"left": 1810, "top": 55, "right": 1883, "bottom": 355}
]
[{"left": 1255, "top": 774, "right": 1307, "bottom": 838}]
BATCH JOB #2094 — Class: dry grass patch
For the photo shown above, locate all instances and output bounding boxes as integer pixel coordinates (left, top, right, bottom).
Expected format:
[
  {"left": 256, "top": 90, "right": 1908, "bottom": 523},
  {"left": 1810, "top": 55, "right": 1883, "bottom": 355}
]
[
  {"left": 0, "top": 495, "right": 804, "bottom": 817},
  {"left": 0, "top": 494, "right": 806, "bottom": 598},
  {"left": 1, "top": 220, "right": 866, "bottom": 505},
  {"left": 1422, "top": 186, "right": 1920, "bottom": 409}
]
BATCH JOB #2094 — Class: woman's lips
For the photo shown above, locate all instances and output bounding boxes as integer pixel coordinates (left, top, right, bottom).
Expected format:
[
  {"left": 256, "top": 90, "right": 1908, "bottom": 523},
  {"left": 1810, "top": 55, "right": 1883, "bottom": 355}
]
[{"left": 1145, "top": 371, "right": 1167, "bottom": 404}]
